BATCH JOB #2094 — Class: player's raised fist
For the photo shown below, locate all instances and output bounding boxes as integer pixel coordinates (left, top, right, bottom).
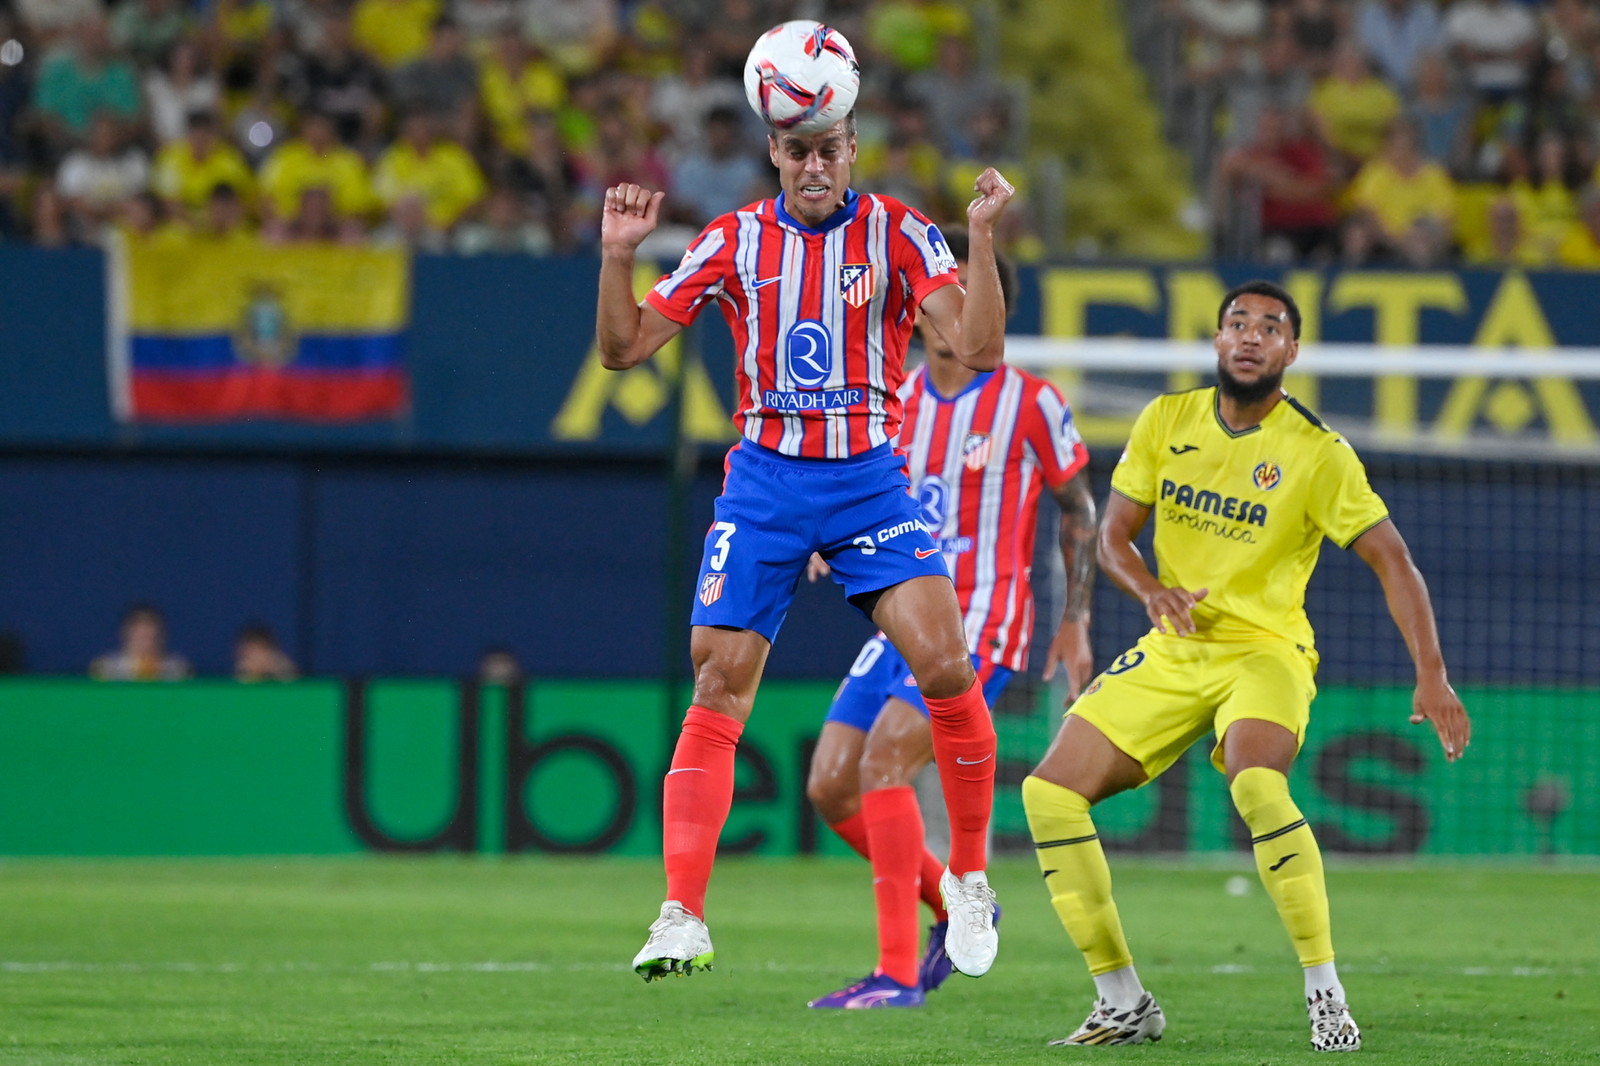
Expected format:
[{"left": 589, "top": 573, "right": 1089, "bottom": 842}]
[
  {"left": 967, "top": 167, "right": 1015, "bottom": 229},
  {"left": 601, "top": 184, "right": 665, "bottom": 253}
]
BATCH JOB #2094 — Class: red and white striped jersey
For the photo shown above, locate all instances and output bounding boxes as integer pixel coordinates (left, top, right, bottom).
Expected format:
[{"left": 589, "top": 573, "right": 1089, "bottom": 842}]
[
  {"left": 898, "top": 363, "right": 1089, "bottom": 671},
  {"left": 645, "top": 190, "right": 960, "bottom": 459}
]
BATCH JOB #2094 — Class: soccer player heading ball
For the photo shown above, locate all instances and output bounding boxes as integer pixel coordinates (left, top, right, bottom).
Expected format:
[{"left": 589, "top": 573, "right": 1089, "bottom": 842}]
[
  {"left": 596, "top": 24, "right": 1018, "bottom": 984},
  {"left": 1023, "top": 281, "right": 1472, "bottom": 1051}
]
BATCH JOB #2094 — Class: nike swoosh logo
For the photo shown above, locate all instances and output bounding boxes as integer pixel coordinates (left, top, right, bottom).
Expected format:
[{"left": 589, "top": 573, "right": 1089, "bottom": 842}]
[
  {"left": 750, "top": 277, "right": 782, "bottom": 289},
  {"left": 1170, "top": 444, "right": 1199, "bottom": 454},
  {"left": 1269, "top": 853, "right": 1298, "bottom": 871},
  {"left": 955, "top": 753, "right": 992, "bottom": 765},
  {"left": 666, "top": 768, "right": 706, "bottom": 775},
  {"left": 915, "top": 548, "right": 940, "bottom": 558}
]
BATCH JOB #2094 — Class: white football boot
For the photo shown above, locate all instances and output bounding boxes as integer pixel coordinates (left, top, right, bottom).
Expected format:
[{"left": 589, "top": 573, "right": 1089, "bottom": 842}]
[
  {"left": 939, "top": 868, "right": 999, "bottom": 977},
  {"left": 1309, "top": 990, "right": 1362, "bottom": 1051},
  {"left": 1049, "top": 992, "right": 1167, "bottom": 1046},
  {"left": 632, "top": 900, "right": 714, "bottom": 982}
]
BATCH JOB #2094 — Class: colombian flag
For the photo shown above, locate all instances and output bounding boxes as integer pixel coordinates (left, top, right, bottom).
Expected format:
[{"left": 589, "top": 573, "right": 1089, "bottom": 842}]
[{"left": 108, "top": 235, "right": 410, "bottom": 422}]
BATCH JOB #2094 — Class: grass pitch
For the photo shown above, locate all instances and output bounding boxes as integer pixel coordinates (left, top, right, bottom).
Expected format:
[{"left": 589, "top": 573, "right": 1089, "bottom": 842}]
[{"left": 0, "top": 857, "right": 1593, "bottom": 1064}]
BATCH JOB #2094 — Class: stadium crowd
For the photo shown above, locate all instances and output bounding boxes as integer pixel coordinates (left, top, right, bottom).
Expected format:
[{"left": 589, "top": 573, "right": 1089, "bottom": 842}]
[
  {"left": 1194, "top": 0, "right": 1600, "bottom": 265},
  {"left": 0, "top": 0, "right": 1034, "bottom": 256}
]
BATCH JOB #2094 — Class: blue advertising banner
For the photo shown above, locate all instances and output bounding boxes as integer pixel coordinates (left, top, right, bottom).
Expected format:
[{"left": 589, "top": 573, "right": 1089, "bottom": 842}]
[{"left": 2, "top": 248, "right": 1599, "bottom": 455}]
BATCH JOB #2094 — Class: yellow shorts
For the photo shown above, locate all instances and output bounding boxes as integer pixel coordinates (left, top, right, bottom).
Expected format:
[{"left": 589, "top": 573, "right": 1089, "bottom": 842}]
[{"left": 1068, "top": 631, "right": 1317, "bottom": 780}]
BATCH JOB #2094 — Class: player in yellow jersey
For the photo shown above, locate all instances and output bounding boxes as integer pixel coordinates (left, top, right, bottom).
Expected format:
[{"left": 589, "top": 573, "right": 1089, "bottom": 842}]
[{"left": 1020, "top": 280, "right": 1472, "bottom": 1052}]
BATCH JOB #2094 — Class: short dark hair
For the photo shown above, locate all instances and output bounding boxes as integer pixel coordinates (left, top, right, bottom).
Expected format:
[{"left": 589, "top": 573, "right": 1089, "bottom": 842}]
[
  {"left": 237, "top": 622, "right": 278, "bottom": 648},
  {"left": 938, "top": 224, "right": 1017, "bottom": 320},
  {"left": 1218, "top": 279, "right": 1301, "bottom": 339},
  {"left": 122, "top": 602, "right": 164, "bottom": 627},
  {"left": 768, "top": 109, "right": 857, "bottom": 141},
  {"left": 706, "top": 105, "right": 742, "bottom": 127}
]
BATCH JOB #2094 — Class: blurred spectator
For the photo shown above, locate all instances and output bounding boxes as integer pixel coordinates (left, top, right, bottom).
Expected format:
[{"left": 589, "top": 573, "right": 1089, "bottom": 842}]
[
  {"left": 1407, "top": 52, "right": 1470, "bottom": 168},
  {"left": 260, "top": 110, "right": 374, "bottom": 224},
  {"left": 352, "top": 0, "right": 443, "bottom": 69},
  {"left": 394, "top": 18, "right": 480, "bottom": 124},
  {"left": 1444, "top": 0, "right": 1538, "bottom": 97},
  {"left": 1544, "top": 0, "right": 1600, "bottom": 98},
  {"left": 1224, "top": 30, "right": 1311, "bottom": 148},
  {"left": 31, "top": 184, "right": 71, "bottom": 246},
  {"left": 373, "top": 193, "right": 448, "bottom": 249},
  {"left": 230, "top": 66, "right": 294, "bottom": 166},
  {"left": 91, "top": 604, "right": 192, "bottom": 681},
  {"left": 1172, "top": 0, "right": 1266, "bottom": 82},
  {"left": 649, "top": 38, "right": 743, "bottom": 166},
  {"left": 480, "top": 28, "right": 566, "bottom": 152},
  {"left": 454, "top": 185, "right": 554, "bottom": 252},
  {"left": 264, "top": 185, "right": 364, "bottom": 242},
  {"left": 153, "top": 111, "right": 256, "bottom": 214},
  {"left": 234, "top": 622, "right": 298, "bottom": 681},
  {"left": 1287, "top": 0, "right": 1340, "bottom": 78},
  {"left": 672, "top": 105, "right": 761, "bottom": 224},
  {"left": 144, "top": 38, "right": 219, "bottom": 144},
  {"left": 859, "top": 101, "right": 944, "bottom": 213},
  {"left": 115, "top": 191, "right": 169, "bottom": 240},
  {"left": 0, "top": 11, "right": 31, "bottom": 240},
  {"left": 14, "top": 0, "right": 104, "bottom": 50},
  {"left": 194, "top": 182, "right": 256, "bottom": 242},
  {"left": 1356, "top": 0, "right": 1440, "bottom": 94},
  {"left": 453, "top": 0, "right": 520, "bottom": 54},
  {"left": 1509, "top": 133, "right": 1578, "bottom": 264},
  {"left": 867, "top": 0, "right": 971, "bottom": 74},
  {"left": 1558, "top": 185, "right": 1600, "bottom": 266},
  {"left": 282, "top": 0, "right": 344, "bottom": 54},
  {"left": 479, "top": 646, "right": 523, "bottom": 684},
  {"left": 1344, "top": 117, "right": 1455, "bottom": 266},
  {"left": 109, "top": 0, "right": 189, "bottom": 69},
  {"left": 373, "top": 111, "right": 487, "bottom": 229},
  {"left": 33, "top": 19, "right": 142, "bottom": 147},
  {"left": 1309, "top": 43, "right": 1401, "bottom": 165},
  {"left": 1217, "top": 105, "right": 1339, "bottom": 261},
  {"left": 57, "top": 112, "right": 149, "bottom": 239},
  {"left": 286, "top": 14, "right": 388, "bottom": 149},
  {"left": 501, "top": 109, "right": 578, "bottom": 244},
  {"left": 587, "top": 110, "right": 669, "bottom": 195},
  {"left": 522, "top": 0, "right": 620, "bottom": 75},
  {"left": 907, "top": 35, "right": 1002, "bottom": 157}
]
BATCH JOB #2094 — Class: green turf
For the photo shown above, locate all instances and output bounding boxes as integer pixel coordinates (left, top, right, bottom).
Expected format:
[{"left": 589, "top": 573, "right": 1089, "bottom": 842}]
[{"left": 0, "top": 857, "right": 1593, "bottom": 1064}]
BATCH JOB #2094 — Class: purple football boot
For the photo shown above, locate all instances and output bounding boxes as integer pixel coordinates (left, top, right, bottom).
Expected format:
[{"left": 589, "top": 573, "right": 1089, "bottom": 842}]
[{"left": 807, "top": 971, "right": 925, "bottom": 1009}]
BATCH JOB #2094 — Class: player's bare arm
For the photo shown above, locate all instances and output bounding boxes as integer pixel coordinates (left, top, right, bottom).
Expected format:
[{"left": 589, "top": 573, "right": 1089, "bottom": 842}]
[
  {"left": 1042, "top": 470, "right": 1098, "bottom": 701},
  {"left": 1350, "top": 518, "right": 1471, "bottom": 761},
  {"left": 1099, "top": 490, "right": 1208, "bottom": 637},
  {"left": 917, "top": 168, "right": 1014, "bottom": 372},
  {"left": 596, "top": 182, "right": 682, "bottom": 370}
]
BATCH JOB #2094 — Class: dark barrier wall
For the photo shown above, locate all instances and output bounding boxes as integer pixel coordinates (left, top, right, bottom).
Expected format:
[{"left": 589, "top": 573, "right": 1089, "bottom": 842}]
[
  {"left": 0, "top": 679, "right": 1590, "bottom": 857},
  {"left": 0, "top": 454, "right": 1596, "bottom": 682}
]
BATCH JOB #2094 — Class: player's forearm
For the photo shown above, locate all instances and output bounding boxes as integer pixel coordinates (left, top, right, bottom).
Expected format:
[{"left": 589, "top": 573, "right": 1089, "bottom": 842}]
[
  {"left": 1058, "top": 487, "right": 1098, "bottom": 624},
  {"left": 953, "top": 225, "right": 1006, "bottom": 371},
  {"left": 1377, "top": 553, "right": 1449, "bottom": 680},
  {"left": 1100, "top": 536, "right": 1163, "bottom": 606},
  {"left": 596, "top": 249, "right": 649, "bottom": 370}
]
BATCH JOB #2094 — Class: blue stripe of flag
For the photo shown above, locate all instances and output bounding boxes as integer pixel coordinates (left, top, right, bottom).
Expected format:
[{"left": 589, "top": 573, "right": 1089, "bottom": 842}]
[{"left": 130, "top": 334, "right": 405, "bottom": 370}]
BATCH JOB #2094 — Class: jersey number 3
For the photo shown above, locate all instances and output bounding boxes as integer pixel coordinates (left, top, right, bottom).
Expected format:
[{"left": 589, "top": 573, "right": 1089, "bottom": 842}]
[{"left": 709, "top": 522, "right": 737, "bottom": 572}]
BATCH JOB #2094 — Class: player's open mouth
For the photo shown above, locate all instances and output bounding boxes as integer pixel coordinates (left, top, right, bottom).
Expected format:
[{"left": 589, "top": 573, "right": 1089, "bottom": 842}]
[{"left": 799, "top": 183, "right": 831, "bottom": 199}]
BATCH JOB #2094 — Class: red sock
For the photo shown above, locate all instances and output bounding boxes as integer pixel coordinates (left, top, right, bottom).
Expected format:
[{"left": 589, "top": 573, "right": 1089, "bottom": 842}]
[
  {"left": 861, "top": 786, "right": 924, "bottom": 988},
  {"left": 662, "top": 706, "right": 743, "bottom": 919},
  {"left": 920, "top": 850, "right": 949, "bottom": 922},
  {"left": 828, "top": 810, "right": 871, "bottom": 860},
  {"left": 924, "top": 678, "right": 996, "bottom": 878}
]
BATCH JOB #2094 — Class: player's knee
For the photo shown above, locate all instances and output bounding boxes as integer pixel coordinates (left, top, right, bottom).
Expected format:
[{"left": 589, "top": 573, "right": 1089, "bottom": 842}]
[
  {"left": 806, "top": 773, "right": 857, "bottom": 823},
  {"left": 913, "top": 653, "right": 977, "bottom": 701},
  {"left": 858, "top": 741, "right": 919, "bottom": 791},
  {"left": 690, "top": 662, "right": 751, "bottom": 718}
]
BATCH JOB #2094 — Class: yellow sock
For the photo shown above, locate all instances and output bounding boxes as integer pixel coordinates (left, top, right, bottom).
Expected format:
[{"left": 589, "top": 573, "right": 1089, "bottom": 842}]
[
  {"left": 1022, "top": 775, "right": 1133, "bottom": 976},
  {"left": 1230, "top": 767, "right": 1334, "bottom": 968}
]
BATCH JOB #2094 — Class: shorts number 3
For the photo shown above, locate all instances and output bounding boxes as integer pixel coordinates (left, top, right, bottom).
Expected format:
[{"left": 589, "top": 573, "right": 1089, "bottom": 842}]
[{"left": 709, "top": 522, "right": 737, "bottom": 572}]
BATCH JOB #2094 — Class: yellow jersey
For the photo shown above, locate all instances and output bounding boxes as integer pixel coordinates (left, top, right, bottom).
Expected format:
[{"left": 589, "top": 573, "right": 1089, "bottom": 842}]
[
  {"left": 373, "top": 140, "right": 487, "bottom": 229},
  {"left": 259, "top": 140, "right": 375, "bottom": 219},
  {"left": 1110, "top": 386, "right": 1389, "bottom": 656},
  {"left": 152, "top": 139, "right": 256, "bottom": 208}
]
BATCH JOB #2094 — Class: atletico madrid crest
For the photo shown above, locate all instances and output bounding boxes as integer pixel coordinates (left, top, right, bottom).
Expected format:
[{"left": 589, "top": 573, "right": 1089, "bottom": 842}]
[
  {"left": 963, "top": 432, "right": 993, "bottom": 471},
  {"left": 839, "top": 264, "right": 876, "bottom": 308},
  {"left": 699, "top": 572, "right": 726, "bottom": 606}
]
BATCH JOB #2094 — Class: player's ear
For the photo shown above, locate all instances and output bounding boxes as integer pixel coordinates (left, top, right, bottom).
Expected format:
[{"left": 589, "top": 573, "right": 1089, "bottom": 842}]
[
  {"left": 768, "top": 132, "right": 779, "bottom": 168},
  {"left": 847, "top": 132, "right": 857, "bottom": 163},
  {"left": 1284, "top": 338, "right": 1299, "bottom": 369}
]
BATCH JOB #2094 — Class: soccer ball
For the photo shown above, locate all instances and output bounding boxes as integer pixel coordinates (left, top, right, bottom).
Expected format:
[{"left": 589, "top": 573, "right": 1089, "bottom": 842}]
[{"left": 743, "top": 21, "right": 860, "bottom": 133}]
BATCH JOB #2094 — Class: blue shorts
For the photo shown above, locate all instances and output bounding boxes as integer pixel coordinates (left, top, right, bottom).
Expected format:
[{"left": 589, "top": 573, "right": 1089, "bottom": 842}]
[
  {"left": 825, "top": 633, "right": 1014, "bottom": 732},
  {"left": 690, "top": 441, "right": 950, "bottom": 642}
]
